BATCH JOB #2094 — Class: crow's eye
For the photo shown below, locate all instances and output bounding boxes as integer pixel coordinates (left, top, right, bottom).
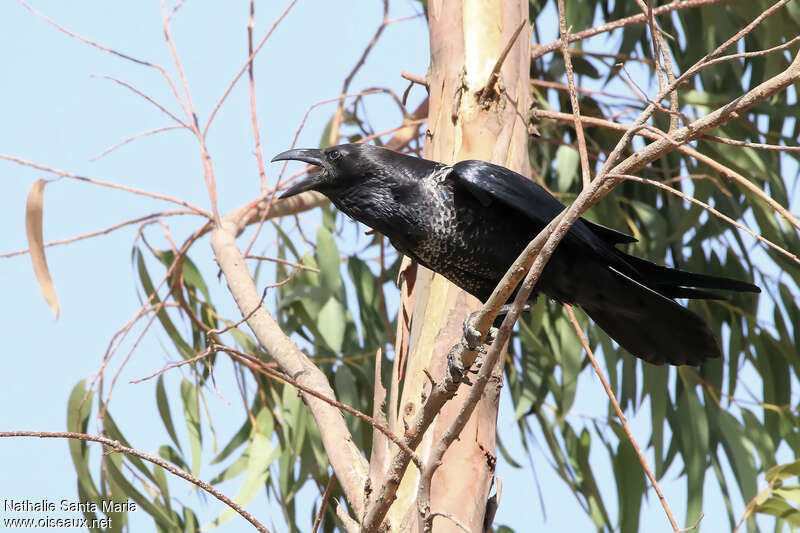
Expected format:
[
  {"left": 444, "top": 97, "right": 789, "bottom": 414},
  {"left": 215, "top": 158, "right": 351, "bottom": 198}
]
[{"left": 328, "top": 150, "right": 341, "bottom": 161}]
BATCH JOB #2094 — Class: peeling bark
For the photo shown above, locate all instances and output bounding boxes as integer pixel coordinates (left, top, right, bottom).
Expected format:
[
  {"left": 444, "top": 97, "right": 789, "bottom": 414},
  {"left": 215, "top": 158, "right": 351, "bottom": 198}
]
[{"left": 387, "top": 2, "right": 531, "bottom": 531}]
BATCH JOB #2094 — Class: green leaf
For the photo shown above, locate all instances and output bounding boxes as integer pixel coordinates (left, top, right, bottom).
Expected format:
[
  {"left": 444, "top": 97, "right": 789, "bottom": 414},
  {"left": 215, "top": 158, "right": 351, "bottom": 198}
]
[
  {"left": 317, "top": 297, "right": 346, "bottom": 353},
  {"left": 556, "top": 145, "right": 579, "bottom": 191},
  {"left": 135, "top": 248, "right": 194, "bottom": 359},
  {"left": 156, "top": 375, "right": 182, "bottom": 453},
  {"left": 104, "top": 452, "right": 176, "bottom": 530},
  {"left": 211, "top": 415, "right": 253, "bottom": 465},
  {"left": 207, "top": 408, "right": 278, "bottom": 528},
  {"left": 497, "top": 434, "right": 523, "bottom": 469},
  {"left": 158, "top": 445, "right": 189, "bottom": 472},
  {"left": 766, "top": 460, "right": 800, "bottom": 482},
  {"left": 756, "top": 496, "right": 800, "bottom": 527},
  {"left": 180, "top": 379, "right": 203, "bottom": 475},
  {"left": 66, "top": 381, "right": 102, "bottom": 506},
  {"left": 348, "top": 256, "right": 386, "bottom": 348},
  {"left": 103, "top": 411, "right": 158, "bottom": 486},
  {"left": 319, "top": 114, "right": 335, "bottom": 149},
  {"left": 614, "top": 440, "right": 645, "bottom": 533},
  {"left": 183, "top": 508, "right": 199, "bottom": 533},
  {"left": 717, "top": 410, "right": 757, "bottom": 501},
  {"left": 151, "top": 465, "right": 172, "bottom": 511},
  {"left": 316, "top": 226, "right": 344, "bottom": 301}
]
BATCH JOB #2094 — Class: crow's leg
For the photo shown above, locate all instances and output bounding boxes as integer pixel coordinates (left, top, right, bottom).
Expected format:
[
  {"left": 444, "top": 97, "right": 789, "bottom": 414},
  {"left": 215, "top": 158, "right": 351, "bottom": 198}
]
[{"left": 462, "top": 303, "right": 533, "bottom": 351}]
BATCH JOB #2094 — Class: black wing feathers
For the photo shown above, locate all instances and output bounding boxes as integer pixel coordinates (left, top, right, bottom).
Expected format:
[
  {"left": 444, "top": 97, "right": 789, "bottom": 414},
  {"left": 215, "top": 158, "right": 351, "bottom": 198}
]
[{"left": 451, "top": 160, "right": 634, "bottom": 259}]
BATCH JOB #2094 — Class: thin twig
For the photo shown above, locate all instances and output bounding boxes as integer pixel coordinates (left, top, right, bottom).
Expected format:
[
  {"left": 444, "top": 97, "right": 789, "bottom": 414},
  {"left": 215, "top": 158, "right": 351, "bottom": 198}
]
[
  {"left": 0, "top": 210, "right": 196, "bottom": 259},
  {"left": 92, "top": 224, "right": 208, "bottom": 408},
  {"left": 0, "top": 431, "right": 271, "bottom": 533},
  {"left": 531, "top": 0, "right": 730, "bottom": 60},
  {"left": 401, "top": 71, "right": 428, "bottom": 87},
  {"left": 430, "top": 512, "right": 471, "bottom": 533},
  {"left": 312, "top": 474, "right": 337, "bottom": 533},
  {"left": 1, "top": 154, "right": 211, "bottom": 217},
  {"left": 204, "top": 0, "right": 299, "bottom": 136},
  {"left": 563, "top": 305, "right": 681, "bottom": 533},
  {"left": 129, "top": 348, "right": 214, "bottom": 385},
  {"left": 92, "top": 75, "right": 188, "bottom": 127},
  {"left": 104, "top": 300, "right": 162, "bottom": 408},
  {"left": 245, "top": 254, "right": 320, "bottom": 273},
  {"left": 702, "top": 134, "right": 800, "bottom": 152},
  {"left": 557, "top": 2, "right": 591, "bottom": 187},
  {"left": 159, "top": 0, "right": 196, "bottom": 127},
  {"left": 328, "top": 0, "right": 390, "bottom": 146},
  {"left": 247, "top": 0, "right": 268, "bottom": 194},
  {"left": 699, "top": 34, "right": 800, "bottom": 70},
  {"left": 158, "top": 0, "right": 220, "bottom": 223},
  {"left": 672, "top": 0, "right": 794, "bottom": 88},
  {"left": 16, "top": 0, "right": 187, "bottom": 115},
  {"left": 534, "top": 104, "right": 800, "bottom": 233},
  {"left": 610, "top": 174, "right": 800, "bottom": 265},
  {"left": 477, "top": 20, "right": 527, "bottom": 107},
  {"left": 90, "top": 125, "right": 186, "bottom": 161},
  {"left": 218, "top": 345, "right": 422, "bottom": 468},
  {"left": 242, "top": 88, "right": 390, "bottom": 258}
]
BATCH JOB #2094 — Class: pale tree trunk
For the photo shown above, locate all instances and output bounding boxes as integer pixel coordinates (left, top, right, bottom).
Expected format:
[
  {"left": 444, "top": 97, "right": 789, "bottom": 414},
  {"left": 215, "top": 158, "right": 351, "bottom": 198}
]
[{"left": 387, "top": 1, "right": 531, "bottom": 531}]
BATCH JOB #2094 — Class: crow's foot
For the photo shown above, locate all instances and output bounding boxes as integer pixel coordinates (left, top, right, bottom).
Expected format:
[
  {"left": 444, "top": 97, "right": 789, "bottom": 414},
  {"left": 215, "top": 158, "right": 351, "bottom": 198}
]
[
  {"left": 463, "top": 311, "right": 498, "bottom": 351},
  {"left": 446, "top": 344, "right": 471, "bottom": 385}
]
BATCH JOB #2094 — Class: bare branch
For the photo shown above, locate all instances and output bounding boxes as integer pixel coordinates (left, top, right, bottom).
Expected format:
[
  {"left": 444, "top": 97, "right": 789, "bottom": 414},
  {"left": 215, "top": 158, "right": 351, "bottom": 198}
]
[
  {"left": 533, "top": 108, "right": 800, "bottom": 230},
  {"left": 0, "top": 210, "right": 196, "bottom": 259},
  {"left": 211, "top": 213, "right": 369, "bottom": 516},
  {"left": 477, "top": 20, "right": 527, "bottom": 107},
  {"left": 531, "top": 0, "right": 730, "bottom": 60},
  {"left": 564, "top": 305, "right": 682, "bottom": 532},
  {"left": 557, "top": 1, "right": 591, "bottom": 187},
  {"left": 673, "top": 0, "right": 795, "bottom": 87},
  {"left": 611, "top": 173, "right": 800, "bottom": 265},
  {"left": 328, "top": 0, "right": 390, "bottom": 146},
  {"left": 245, "top": 254, "right": 320, "bottom": 273},
  {"left": 204, "top": 0, "right": 299, "bottom": 136},
  {"left": 247, "top": 0, "right": 268, "bottom": 194},
  {"left": 92, "top": 75, "right": 188, "bottom": 127},
  {"left": 218, "top": 345, "right": 421, "bottom": 468},
  {"left": 0, "top": 154, "right": 212, "bottom": 217},
  {"left": 16, "top": 0, "right": 187, "bottom": 112},
  {"left": 312, "top": 474, "right": 337, "bottom": 533},
  {"left": 0, "top": 431, "right": 271, "bottom": 533},
  {"left": 90, "top": 125, "right": 186, "bottom": 161}
]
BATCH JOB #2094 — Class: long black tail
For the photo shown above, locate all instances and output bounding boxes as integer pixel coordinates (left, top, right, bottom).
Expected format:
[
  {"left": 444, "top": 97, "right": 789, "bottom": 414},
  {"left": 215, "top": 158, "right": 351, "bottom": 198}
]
[
  {"left": 579, "top": 253, "right": 759, "bottom": 366},
  {"left": 619, "top": 253, "right": 760, "bottom": 299}
]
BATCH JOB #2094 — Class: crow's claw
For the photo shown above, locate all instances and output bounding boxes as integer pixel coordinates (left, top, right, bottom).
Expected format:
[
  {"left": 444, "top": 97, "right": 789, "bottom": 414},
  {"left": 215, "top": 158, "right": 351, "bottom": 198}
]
[
  {"left": 446, "top": 344, "right": 472, "bottom": 384},
  {"left": 485, "top": 326, "right": 499, "bottom": 345},
  {"left": 463, "top": 311, "right": 492, "bottom": 351}
]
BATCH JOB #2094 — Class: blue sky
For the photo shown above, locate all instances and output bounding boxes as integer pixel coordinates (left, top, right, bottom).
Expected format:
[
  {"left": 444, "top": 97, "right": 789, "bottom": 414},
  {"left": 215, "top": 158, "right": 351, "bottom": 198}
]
[{"left": 0, "top": 1, "right": 785, "bottom": 532}]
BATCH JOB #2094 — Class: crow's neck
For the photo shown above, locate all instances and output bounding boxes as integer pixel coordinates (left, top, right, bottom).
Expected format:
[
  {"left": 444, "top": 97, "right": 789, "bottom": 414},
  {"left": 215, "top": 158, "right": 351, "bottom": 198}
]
[{"left": 330, "top": 170, "right": 432, "bottom": 244}]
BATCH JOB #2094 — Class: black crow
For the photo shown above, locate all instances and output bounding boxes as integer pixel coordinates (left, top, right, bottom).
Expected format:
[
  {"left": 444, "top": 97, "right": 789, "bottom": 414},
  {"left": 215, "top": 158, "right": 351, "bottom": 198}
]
[{"left": 272, "top": 144, "right": 760, "bottom": 365}]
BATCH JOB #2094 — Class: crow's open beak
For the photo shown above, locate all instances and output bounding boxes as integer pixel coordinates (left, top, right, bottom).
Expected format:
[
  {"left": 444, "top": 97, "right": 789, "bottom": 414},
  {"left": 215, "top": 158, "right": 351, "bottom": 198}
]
[{"left": 272, "top": 148, "right": 327, "bottom": 199}]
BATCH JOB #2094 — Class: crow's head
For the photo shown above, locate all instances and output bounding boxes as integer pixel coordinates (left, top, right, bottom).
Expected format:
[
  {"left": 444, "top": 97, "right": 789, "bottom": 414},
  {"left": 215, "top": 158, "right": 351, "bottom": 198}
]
[{"left": 272, "top": 143, "right": 385, "bottom": 199}]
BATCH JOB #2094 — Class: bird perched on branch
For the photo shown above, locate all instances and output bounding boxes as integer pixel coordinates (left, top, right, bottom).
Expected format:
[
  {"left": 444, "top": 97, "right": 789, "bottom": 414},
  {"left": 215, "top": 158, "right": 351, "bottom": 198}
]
[{"left": 272, "top": 144, "right": 759, "bottom": 366}]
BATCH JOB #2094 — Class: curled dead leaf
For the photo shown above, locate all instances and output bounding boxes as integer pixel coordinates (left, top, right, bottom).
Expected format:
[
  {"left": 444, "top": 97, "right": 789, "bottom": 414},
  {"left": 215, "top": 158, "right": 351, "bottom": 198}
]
[{"left": 25, "top": 179, "right": 60, "bottom": 318}]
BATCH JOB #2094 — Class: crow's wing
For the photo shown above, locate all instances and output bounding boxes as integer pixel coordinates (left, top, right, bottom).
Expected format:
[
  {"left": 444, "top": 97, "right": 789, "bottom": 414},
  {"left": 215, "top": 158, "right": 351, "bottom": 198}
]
[{"left": 451, "top": 160, "right": 635, "bottom": 257}]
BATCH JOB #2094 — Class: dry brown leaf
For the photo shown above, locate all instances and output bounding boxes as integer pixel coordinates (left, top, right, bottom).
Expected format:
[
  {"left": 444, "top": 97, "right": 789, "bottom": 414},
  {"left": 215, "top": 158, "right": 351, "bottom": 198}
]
[{"left": 25, "top": 179, "right": 60, "bottom": 318}]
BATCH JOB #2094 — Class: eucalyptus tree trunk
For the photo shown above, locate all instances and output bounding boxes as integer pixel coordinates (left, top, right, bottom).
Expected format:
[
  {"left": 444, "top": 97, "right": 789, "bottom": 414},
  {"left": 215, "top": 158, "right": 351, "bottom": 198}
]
[{"left": 388, "top": 2, "right": 531, "bottom": 531}]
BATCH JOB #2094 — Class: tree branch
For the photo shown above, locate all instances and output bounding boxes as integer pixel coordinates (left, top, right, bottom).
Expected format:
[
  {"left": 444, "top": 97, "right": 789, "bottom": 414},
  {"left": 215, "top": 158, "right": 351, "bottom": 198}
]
[
  {"left": 531, "top": 0, "right": 730, "bottom": 60},
  {"left": 210, "top": 213, "right": 369, "bottom": 517},
  {"left": 0, "top": 431, "right": 271, "bottom": 533},
  {"left": 564, "top": 305, "right": 682, "bottom": 532}
]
